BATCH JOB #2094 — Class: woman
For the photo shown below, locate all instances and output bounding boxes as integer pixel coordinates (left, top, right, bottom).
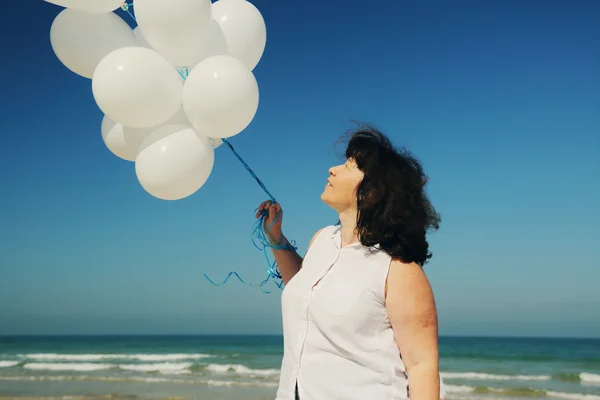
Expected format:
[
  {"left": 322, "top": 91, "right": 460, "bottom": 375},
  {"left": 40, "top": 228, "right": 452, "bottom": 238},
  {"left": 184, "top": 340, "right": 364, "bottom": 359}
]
[{"left": 256, "top": 125, "right": 441, "bottom": 400}]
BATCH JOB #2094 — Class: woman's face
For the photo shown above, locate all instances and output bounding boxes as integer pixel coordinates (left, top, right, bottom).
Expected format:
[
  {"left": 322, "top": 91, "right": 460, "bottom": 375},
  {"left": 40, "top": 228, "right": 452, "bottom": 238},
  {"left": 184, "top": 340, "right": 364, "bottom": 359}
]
[{"left": 321, "top": 158, "right": 364, "bottom": 213}]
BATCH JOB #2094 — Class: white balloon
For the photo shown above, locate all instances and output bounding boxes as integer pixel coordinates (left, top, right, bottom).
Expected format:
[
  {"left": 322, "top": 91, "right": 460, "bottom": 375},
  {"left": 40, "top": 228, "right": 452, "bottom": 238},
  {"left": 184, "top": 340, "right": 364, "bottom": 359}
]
[
  {"left": 44, "top": 0, "right": 124, "bottom": 13},
  {"left": 121, "top": 125, "right": 153, "bottom": 157},
  {"left": 92, "top": 47, "right": 183, "bottom": 128},
  {"left": 212, "top": 0, "right": 266, "bottom": 70},
  {"left": 134, "top": 0, "right": 212, "bottom": 67},
  {"left": 191, "top": 19, "right": 229, "bottom": 66},
  {"left": 209, "top": 137, "right": 224, "bottom": 149},
  {"left": 135, "top": 107, "right": 192, "bottom": 153},
  {"left": 183, "top": 55, "right": 259, "bottom": 139},
  {"left": 101, "top": 115, "right": 137, "bottom": 161},
  {"left": 135, "top": 129, "right": 215, "bottom": 201},
  {"left": 50, "top": 9, "right": 137, "bottom": 78},
  {"left": 101, "top": 108, "right": 191, "bottom": 161},
  {"left": 133, "top": 27, "right": 153, "bottom": 50}
]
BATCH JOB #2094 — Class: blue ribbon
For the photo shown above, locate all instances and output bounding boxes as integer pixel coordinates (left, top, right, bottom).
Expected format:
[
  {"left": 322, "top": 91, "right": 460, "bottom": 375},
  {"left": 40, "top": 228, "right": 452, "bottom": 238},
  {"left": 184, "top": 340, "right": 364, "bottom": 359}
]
[{"left": 204, "top": 139, "right": 297, "bottom": 293}]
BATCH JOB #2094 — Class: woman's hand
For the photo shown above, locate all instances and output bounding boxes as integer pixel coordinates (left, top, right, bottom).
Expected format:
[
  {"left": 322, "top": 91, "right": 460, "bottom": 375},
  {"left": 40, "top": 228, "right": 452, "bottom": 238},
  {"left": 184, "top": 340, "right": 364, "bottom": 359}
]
[{"left": 256, "top": 200, "right": 283, "bottom": 244}]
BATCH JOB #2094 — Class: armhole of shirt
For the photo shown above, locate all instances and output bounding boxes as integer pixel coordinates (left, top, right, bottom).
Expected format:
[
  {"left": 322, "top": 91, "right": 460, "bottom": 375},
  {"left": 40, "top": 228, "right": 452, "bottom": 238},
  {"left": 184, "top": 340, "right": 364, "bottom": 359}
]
[
  {"left": 305, "top": 225, "right": 335, "bottom": 257},
  {"left": 380, "top": 255, "right": 394, "bottom": 305}
]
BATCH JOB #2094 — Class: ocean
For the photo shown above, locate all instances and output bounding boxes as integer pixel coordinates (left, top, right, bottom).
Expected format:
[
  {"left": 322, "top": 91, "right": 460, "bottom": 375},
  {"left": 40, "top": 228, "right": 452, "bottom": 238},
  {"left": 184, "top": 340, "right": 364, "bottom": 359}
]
[{"left": 0, "top": 335, "right": 599, "bottom": 400}]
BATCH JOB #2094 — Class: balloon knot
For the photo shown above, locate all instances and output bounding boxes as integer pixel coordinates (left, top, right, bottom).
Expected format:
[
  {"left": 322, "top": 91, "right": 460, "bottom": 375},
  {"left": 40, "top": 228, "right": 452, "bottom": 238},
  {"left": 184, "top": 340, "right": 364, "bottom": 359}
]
[{"left": 121, "top": 2, "right": 130, "bottom": 11}]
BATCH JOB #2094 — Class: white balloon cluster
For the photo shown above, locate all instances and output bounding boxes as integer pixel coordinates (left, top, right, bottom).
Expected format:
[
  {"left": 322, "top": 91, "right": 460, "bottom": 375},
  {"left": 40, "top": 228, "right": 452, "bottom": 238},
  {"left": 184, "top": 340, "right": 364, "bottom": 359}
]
[{"left": 47, "top": 0, "right": 266, "bottom": 200}]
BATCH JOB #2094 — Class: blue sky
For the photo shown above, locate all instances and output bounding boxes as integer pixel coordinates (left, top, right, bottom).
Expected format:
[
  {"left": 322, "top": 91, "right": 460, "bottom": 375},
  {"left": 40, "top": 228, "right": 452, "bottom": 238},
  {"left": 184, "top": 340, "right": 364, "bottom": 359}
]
[{"left": 0, "top": 0, "right": 598, "bottom": 337}]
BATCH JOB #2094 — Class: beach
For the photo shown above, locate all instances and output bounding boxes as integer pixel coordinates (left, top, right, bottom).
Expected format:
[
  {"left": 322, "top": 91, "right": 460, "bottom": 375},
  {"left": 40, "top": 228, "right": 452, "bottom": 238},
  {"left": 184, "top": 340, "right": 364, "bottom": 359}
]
[{"left": 1, "top": 335, "right": 599, "bottom": 400}]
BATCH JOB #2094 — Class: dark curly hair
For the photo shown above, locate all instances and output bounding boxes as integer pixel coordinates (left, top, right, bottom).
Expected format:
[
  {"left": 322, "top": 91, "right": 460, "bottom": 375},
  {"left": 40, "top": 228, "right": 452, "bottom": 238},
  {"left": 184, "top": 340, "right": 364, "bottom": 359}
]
[{"left": 336, "top": 124, "right": 441, "bottom": 266}]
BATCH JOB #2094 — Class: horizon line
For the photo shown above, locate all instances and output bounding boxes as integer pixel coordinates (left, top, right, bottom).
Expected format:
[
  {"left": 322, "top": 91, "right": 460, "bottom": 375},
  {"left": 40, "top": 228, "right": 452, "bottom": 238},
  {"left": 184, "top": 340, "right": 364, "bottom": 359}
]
[{"left": 1, "top": 333, "right": 599, "bottom": 340}]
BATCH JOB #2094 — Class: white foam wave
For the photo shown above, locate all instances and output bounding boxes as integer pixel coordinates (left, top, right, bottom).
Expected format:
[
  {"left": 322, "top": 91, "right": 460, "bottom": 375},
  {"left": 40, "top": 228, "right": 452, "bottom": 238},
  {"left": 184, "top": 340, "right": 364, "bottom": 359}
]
[
  {"left": 547, "top": 391, "right": 600, "bottom": 400},
  {"left": 201, "top": 379, "right": 234, "bottom": 387},
  {"left": 444, "top": 384, "right": 475, "bottom": 393},
  {"left": 129, "top": 354, "right": 211, "bottom": 362},
  {"left": 23, "top": 363, "right": 113, "bottom": 372},
  {"left": 0, "top": 361, "right": 19, "bottom": 368},
  {"left": 441, "top": 371, "right": 550, "bottom": 381},
  {"left": 118, "top": 362, "right": 192, "bottom": 374},
  {"left": 20, "top": 361, "right": 195, "bottom": 374},
  {"left": 20, "top": 353, "right": 212, "bottom": 362},
  {"left": 441, "top": 384, "right": 600, "bottom": 400},
  {"left": 205, "top": 363, "right": 280, "bottom": 377},
  {"left": 0, "top": 375, "right": 278, "bottom": 388},
  {"left": 201, "top": 379, "right": 278, "bottom": 388},
  {"left": 581, "top": 373, "right": 600, "bottom": 384}
]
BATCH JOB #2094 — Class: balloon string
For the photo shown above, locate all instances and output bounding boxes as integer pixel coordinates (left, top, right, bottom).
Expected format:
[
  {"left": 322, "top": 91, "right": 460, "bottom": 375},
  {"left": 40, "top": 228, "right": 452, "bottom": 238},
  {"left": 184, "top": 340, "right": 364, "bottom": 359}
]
[
  {"left": 120, "top": 0, "right": 292, "bottom": 293},
  {"left": 222, "top": 139, "right": 277, "bottom": 203},
  {"left": 204, "top": 139, "right": 297, "bottom": 293},
  {"left": 177, "top": 69, "right": 187, "bottom": 80},
  {"left": 203, "top": 271, "right": 278, "bottom": 295}
]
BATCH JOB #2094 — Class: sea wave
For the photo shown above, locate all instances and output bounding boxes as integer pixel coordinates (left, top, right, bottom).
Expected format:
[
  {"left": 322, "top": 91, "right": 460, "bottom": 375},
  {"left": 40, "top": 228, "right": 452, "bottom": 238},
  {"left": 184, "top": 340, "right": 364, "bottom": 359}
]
[
  {"left": 445, "top": 384, "right": 475, "bottom": 393},
  {"left": 20, "top": 362, "right": 194, "bottom": 374},
  {"left": 581, "top": 373, "right": 600, "bottom": 384},
  {"left": 0, "top": 395, "right": 144, "bottom": 400},
  {"left": 0, "top": 374, "right": 278, "bottom": 388},
  {"left": 555, "top": 373, "right": 586, "bottom": 382},
  {"left": 118, "top": 362, "right": 192, "bottom": 374},
  {"left": 0, "top": 361, "right": 19, "bottom": 368},
  {"left": 546, "top": 391, "right": 600, "bottom": 400},
  {"left": 441, "top": 372, "right": 551, "bottom": 381},
  {"left": 204, "top": 363, "right": 280, "bottom": 377},
  {"left": 201, "top": 379, "right": 278, "bottom": 388},
  {"left": 23, "top": 363, "right": 113, "bottom": 372},
  {"left": 441, "top": 371, "right": 600, "bottom": 385},
  {"left": 444, "top": 384, "right": 600, "bottom": 400},
  {"left": 17, "top": 361, "right": 281, "bottom": 377},
  {"left": 18, "top": 353, "right": 213, "bottom": 362},
  {"left": 441, "top": 353, "right": 600, "bottom": 365}
]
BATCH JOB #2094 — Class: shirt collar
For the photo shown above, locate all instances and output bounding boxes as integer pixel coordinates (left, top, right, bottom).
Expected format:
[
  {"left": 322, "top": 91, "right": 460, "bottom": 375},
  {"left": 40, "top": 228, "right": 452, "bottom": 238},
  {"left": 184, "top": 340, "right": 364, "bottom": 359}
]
[{"left": 331, "top": 224, "right": 363, "bottom": 250}]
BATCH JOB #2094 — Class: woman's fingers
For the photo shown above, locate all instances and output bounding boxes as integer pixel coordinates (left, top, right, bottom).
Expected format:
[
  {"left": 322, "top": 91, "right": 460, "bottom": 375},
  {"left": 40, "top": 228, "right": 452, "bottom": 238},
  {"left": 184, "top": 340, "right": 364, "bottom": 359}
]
[
  {"left": 256, "top": 200, "right": 271, "bottom": 218},
  {"left": 255, "top": 200, "right": 283, "bottom": 222},
  {"left": 268, "top": 203, "right": 276, "bottom": 219}
]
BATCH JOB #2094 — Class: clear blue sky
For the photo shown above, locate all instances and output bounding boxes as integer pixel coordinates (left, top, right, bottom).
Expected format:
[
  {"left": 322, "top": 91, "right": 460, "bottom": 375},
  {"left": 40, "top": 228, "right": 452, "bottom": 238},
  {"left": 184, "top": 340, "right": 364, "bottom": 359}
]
[{"left": 0, "top": 0, "right": 598, "bottom": 338}]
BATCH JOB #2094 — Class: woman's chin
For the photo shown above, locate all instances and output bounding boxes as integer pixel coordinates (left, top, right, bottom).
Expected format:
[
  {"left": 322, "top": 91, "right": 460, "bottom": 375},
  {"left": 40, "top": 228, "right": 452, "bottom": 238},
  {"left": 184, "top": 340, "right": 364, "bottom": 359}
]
[{"left": 320, "top": 191, "right": 334, "bottom": 207}]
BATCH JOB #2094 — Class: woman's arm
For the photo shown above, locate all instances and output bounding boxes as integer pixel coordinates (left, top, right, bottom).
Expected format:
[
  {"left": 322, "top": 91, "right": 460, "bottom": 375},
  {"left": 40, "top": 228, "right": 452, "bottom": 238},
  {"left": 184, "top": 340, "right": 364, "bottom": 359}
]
[
  {"left": 269, "top": 233, "right": 304, "bottom": 285},
  {"left": 386, "top": 259, "right": 439, "bottom": 400},
  {"left": 270, "top": 228, "right": 324, "bottom": 285},
  {"left": 256, "top": 201, "right": 319, "bottom": 285}
]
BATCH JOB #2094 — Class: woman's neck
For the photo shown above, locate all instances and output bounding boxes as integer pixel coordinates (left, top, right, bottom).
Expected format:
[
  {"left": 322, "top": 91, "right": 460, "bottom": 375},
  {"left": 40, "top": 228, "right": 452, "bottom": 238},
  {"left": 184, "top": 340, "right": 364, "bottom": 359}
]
[{"left": 338, "top": 209, "right": 359, "bottom": 247}]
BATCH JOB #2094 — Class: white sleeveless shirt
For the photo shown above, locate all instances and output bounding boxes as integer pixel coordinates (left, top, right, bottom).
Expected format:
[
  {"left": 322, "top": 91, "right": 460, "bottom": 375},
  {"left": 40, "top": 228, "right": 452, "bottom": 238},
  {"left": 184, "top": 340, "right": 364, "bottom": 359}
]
[{"left": 276, "top": 225, "right": 409, "bottom": 400}]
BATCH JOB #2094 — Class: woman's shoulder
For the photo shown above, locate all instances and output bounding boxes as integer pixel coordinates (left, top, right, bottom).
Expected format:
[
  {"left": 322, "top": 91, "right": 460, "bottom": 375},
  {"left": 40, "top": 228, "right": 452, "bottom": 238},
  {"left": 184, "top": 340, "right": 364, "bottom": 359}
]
[
  {"left": 386, "top": 258, "right": 434, "bottom": 305},
  {"left": 308, "top": 225, "right": 338, "bottom": 249}
]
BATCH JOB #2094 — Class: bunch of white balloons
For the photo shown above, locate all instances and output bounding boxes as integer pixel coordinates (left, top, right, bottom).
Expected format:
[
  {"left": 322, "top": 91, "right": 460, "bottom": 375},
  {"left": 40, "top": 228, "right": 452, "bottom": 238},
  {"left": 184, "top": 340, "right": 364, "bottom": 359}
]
[{"left": 47, "top": 0, "right": 266, "bottom": 200}]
